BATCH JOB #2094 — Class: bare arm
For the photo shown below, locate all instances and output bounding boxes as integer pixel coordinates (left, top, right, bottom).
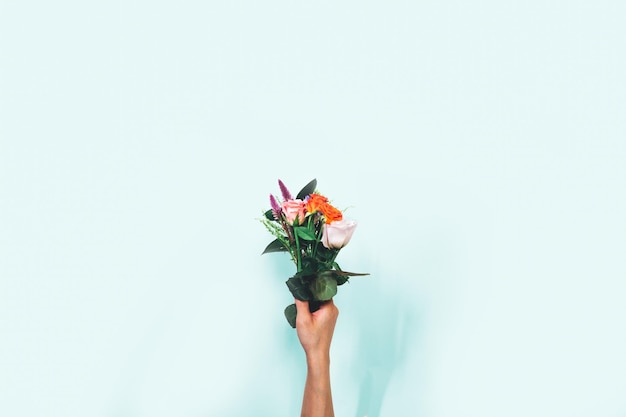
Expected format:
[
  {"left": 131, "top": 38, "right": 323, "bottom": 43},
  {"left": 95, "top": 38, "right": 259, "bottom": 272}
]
[{"left": 295, "top": 299, "right": 338, "bottom": 417}]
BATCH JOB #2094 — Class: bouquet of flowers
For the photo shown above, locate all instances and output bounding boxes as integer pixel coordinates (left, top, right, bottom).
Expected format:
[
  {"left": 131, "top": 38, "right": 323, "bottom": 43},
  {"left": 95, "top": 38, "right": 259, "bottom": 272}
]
[{"left": 260, "top": 178, "right": 368, "bottom": 328}]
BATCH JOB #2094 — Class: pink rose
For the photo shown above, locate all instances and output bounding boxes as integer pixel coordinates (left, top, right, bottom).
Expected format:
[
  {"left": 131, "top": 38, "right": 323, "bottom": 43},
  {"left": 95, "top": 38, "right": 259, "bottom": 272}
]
[
  {"left": 322, "top": 219, "right": 357, "bottom": 249},
  {"left": 281, "top": 199, "right": 306, "bottom": 225}
]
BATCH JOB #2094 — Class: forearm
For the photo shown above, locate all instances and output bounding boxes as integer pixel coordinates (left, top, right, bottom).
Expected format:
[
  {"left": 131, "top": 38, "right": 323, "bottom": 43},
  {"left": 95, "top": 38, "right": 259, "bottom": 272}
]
[{"left": 301, "top": 352, "right": 334, "bottom": 417}]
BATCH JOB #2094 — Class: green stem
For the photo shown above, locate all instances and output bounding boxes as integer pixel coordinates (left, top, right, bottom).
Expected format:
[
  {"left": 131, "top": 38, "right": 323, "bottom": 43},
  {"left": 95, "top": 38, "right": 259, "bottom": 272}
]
[
  {"left": 309, "top": 216, "right": 317, "bottom": 258},
  {"left": 295, "top": 233, "right": 302, "bottom": 272},
  {"left": 312, "top": 216, "right": 323, "bottom": 259}
]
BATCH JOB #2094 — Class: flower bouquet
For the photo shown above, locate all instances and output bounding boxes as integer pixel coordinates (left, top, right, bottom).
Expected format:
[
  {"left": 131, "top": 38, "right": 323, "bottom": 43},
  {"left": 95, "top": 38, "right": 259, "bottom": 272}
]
[{"left": 260, "top": 178, "right": 368, "bottom": 328}]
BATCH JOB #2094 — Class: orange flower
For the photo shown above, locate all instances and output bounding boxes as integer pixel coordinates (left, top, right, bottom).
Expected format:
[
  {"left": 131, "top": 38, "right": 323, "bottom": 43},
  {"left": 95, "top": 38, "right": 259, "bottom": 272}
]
[
  {"left": 306, "top": 193, "right": 343, "bottom": 224},
  {"left": 306, "top": 193, "right": 328, "bottom": 214},
  {"left": 321, "top": 203, "right": 343, "bottom": 224}
]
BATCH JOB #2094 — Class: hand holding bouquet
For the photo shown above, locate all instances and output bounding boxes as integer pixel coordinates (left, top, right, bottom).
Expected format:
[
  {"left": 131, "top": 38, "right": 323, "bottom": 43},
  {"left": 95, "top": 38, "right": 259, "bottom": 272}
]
[{"left": 260, "top": 179, "right": 368, "bottom": 328}]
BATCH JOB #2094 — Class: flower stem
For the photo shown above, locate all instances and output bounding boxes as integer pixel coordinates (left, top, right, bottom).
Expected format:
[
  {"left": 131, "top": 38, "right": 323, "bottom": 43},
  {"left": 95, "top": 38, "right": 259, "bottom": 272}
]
[
  {"left": 312, "top": 215, "right": 322, "bottom": 258},
  {"left": 308, "top": 216, "right": 316, "bottom": 258},
  {"left": 295, "top": 233, "right": 302, "bottom": 272}
]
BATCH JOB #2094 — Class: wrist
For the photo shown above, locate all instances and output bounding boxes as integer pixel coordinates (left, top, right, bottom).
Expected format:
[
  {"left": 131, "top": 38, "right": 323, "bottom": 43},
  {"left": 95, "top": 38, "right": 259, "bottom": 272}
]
[{"left": 306, "top": 350, "right": 330, "bottom": 370}]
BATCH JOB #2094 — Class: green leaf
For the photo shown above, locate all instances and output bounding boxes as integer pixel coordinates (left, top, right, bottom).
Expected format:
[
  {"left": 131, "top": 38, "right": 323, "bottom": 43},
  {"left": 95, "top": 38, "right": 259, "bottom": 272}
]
[
  {"left": 294, "top": 226, "right": 316, "bottom": 241},
  {"left": 284, "top": 301, "right": 326, "bottom": 329},
  {"left": 262, "top": 239, "right": 288, "bottom": 254},
  {"left": 316, "top": 246, "right": 338, "bottom": 263},
  {"left": 297, "top": 258, "right": 320, "bottom": 277},
  {"left": 335, "top": 270, "right": 370, "bottom": 277},
  {"left": 286, "top": 276, "right": 312, "bottom": 301},
  {"left": 309, "top": 272, "right": 337, "bottom": 301},
  {"left": 284, "top": 304, "right": 297, "bottom": 328},
  {"left": 264, "top": 209, "right": 275, "bottom": 221},
  {"left": 296, "top": 178, "right": 317, "bottom": 200},
  {"left": 336, "top": 275, "right": 349, "bottom": 286}
]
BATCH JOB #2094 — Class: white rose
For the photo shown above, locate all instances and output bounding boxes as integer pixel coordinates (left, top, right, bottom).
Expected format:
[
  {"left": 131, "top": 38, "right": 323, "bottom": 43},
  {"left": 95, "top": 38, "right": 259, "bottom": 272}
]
[{"left": 322, "top": 219, "right": 357, "bottom": 249}]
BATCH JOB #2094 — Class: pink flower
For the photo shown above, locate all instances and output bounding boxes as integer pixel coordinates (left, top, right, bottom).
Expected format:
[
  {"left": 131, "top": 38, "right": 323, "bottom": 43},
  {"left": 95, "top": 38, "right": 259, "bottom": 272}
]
[
  {"left": 269, "top": 194, "right": 282, "bottom": 220},
  {"left": 322, "top": 219, "right": 357, "bottom": 249},
  {"left": 281, "top": 199, "right": 306, "bottom": 225},
  {"left": 278, "top": 179, "right": 292, "bottom": 201}
]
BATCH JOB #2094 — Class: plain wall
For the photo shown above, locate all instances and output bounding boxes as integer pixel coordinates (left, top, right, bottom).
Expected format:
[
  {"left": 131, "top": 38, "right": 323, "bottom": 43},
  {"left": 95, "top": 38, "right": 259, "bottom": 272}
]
[{"left": 1, "top": 1, "right": 625, "bottom": 416}]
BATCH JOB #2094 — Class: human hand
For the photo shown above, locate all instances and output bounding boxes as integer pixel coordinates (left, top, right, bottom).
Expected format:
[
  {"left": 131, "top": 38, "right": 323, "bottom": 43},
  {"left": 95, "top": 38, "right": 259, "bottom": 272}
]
[
  {"left": 295, "top": 299, "right": 339, "bottom": 361},
  {"left": 296, "top": 299, "right": 338, "bottom": 417}
]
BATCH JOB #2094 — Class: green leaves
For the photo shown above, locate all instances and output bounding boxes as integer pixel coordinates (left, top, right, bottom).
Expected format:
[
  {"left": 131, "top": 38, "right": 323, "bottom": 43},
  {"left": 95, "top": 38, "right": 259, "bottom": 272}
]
[
  {"left": 284, "top": 300, "right": 324, "bottom": 328},
  {"left": 296, "top": 178, "right": 317, "bottom": 200},
  {"left": 335, "top": 270, "right": 370, "bottom": 277},
  {"left": 285, "top": 270, "right": 348, "bottom": 302},
  {"left": 262, "top": 238, "right": 288, "bottom": 254},
  {"left": 335, "top": 270, "right": 370, "bottom": 285},
  {"left": 336, "top": 275, "right": 349, "bottom": 286},
  {"left": 294, "top": 226, "right": 316, "bottom": 241},
  {"left": 261, "top": 177, "right": 369, "bottom": 327},
  {"left": 309, "top": 272, "right": 338, "bottom": 301},
  {"left": 286, "top": 276, "right": 312, "bottom": 301},
  {"left": 284, "top": 304, "right": 297, "bottom": 328}
]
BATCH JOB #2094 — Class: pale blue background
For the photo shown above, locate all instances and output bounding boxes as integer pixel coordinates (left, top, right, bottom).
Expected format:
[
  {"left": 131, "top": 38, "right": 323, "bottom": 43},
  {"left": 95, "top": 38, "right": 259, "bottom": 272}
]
[{"left": 1, "top": 1, "right": 625, "bottom": 416}]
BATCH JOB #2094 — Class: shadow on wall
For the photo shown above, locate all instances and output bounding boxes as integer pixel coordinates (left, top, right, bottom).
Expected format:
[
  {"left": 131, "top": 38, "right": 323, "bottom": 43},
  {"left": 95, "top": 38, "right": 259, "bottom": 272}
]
[
  {"left": 350, "top": 276, "right": 420, "bottom": 417},
  {"left": 218, "top": 254, "right": 423, "bottom": 417}
]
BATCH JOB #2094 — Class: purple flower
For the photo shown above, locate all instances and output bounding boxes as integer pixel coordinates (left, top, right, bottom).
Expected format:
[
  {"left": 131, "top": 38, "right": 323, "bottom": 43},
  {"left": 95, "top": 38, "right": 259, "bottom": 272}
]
[
  {"left": 278, "top": 179, "right": 292, "bottom": 201},
  {"left": 269, "top": 194, "right": 282, "bottom": 220}
]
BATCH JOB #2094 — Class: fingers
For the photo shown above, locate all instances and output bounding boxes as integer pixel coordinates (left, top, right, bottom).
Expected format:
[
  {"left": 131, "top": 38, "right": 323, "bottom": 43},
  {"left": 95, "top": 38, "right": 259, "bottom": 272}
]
[
  {"left": 294, "top": 299, "right": 311, "bottom": 325},
  {"left": 295, "top": 299, "right": 339, "bottom": 324},
  {"left": 294, "top": 298, "right": 309, "bottom": 314},
  {"left": 326, "top": 299, "right": 339, "bottom": 318},
  {"left": 316, "top": 299, "right": 338, "bottom": 316},
  {"left": 317, "top": 300, "right": 339, "bottom": 325}
]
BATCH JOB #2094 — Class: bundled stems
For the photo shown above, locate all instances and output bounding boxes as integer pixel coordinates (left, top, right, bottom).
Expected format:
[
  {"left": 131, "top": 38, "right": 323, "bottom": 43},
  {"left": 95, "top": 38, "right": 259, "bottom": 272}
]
[{"left": 261, "top": 179, "right": 368, "bottom": 327}]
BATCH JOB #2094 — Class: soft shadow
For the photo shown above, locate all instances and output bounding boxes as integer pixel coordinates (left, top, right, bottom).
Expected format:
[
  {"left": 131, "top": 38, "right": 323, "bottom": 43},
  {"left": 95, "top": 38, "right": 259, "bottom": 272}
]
[{"left": 350, "top": 278, "right": 420, "bottom": 417}]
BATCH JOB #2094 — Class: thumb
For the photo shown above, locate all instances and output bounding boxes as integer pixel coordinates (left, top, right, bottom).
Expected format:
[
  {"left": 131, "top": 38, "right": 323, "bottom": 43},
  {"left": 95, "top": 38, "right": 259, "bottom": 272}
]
[{"left": 294, "top": 299, "right": 311, "bottom": 321}]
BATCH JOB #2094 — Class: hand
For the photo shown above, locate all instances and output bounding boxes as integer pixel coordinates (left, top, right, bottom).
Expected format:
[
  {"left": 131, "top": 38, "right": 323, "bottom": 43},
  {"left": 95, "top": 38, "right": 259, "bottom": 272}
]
[
  {"left": 295, "top": 299, "right": 339, "bottom": 360},
  {"left": 295, "top": 299, "right": 338, "bottom": 417}
]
